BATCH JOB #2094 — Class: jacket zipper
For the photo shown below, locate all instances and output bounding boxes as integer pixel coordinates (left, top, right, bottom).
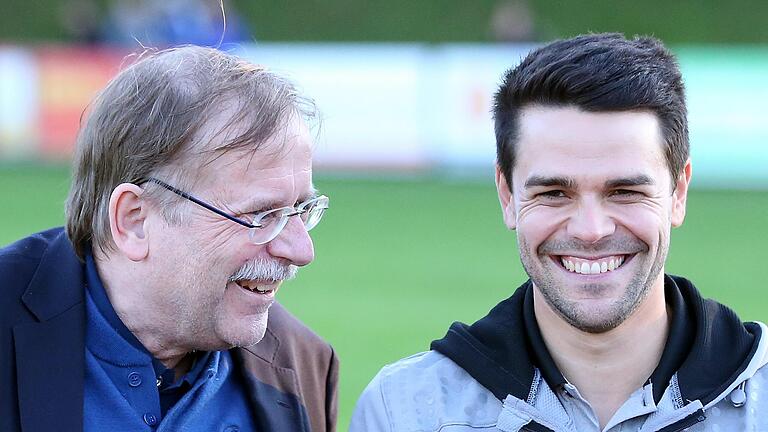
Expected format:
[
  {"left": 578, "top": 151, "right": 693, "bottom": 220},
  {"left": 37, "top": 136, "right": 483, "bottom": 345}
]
[{"left": 655, "top": 409, "right": 706, "bottom": 432}]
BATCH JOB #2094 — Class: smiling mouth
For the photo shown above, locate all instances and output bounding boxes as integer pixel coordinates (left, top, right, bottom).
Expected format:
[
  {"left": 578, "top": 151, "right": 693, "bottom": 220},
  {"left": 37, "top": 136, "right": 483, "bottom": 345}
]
[
  {"left": 234, "top": 280, "right": 277, "bottom": 295},
  {"left": 556, "top": 255, "right": 631, "bottom": 275}
]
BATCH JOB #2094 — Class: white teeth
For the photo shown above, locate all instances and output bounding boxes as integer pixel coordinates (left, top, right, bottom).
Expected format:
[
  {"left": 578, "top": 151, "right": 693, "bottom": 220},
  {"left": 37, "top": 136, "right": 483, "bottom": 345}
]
[
  {"left": 590, "top": 263, "right": 600, "bottom": 274},
  {"left": 560, "top": 256, "right": 627, "bottom": 275},
  {"left": 236, "top": 280, "right": 273, "bottom": 294}
]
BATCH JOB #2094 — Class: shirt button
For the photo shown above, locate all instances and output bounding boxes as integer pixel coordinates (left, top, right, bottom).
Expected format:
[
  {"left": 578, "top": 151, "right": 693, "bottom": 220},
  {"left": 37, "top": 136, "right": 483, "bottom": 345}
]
[
  {"left": 143, "top": 413, "right": 158, "bottom": 426},
  {"left": 128, "top": 372, "right": 142, "bottom": 387}
]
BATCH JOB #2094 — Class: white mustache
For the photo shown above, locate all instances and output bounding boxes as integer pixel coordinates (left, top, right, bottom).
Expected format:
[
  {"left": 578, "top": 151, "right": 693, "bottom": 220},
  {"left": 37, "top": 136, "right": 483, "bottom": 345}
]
[{"left": 228, "top": 259, "right": 298, "bottom": 283}]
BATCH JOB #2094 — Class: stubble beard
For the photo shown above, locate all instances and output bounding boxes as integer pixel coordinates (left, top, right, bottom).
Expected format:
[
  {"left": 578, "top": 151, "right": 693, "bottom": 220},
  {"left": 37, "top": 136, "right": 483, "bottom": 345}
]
[{"left": 518, "top": 234, "right": 668, "bottom": 334}]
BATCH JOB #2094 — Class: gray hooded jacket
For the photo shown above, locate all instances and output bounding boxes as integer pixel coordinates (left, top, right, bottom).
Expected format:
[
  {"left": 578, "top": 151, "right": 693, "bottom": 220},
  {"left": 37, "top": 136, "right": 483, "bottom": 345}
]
[{"left": 351, "top": 276, "right": 768, "bottom": 432}]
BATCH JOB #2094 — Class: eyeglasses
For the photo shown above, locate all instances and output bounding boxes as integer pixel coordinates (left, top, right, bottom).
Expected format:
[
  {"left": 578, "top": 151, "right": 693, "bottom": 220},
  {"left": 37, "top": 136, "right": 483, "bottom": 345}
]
[{"left": 147, "top": 178, "right": 329, "bottom": 245}]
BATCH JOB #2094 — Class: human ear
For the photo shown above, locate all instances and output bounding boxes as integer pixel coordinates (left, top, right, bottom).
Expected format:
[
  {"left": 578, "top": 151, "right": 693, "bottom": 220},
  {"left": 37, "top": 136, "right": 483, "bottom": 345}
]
[
  {"left": 108, "top": 183, "right": 150, "bottom": 261},
  {"left": 495, "top": 165, "right": 516, "bottom": 230},
  {"left": 671, "top": 159, "right": 692, "bottom": 227}
]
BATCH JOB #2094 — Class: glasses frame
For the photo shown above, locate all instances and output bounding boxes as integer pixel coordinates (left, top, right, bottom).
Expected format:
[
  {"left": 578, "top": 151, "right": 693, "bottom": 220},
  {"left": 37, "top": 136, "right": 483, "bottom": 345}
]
[{"left": 146, "top": 177, "right": 328, "bottom": 243}]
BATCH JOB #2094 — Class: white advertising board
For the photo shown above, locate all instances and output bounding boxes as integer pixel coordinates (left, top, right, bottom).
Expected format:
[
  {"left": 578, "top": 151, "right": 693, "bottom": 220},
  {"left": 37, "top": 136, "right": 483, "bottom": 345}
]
[{"left": 1, "top": 43, "right": 766, "bottom": 187}]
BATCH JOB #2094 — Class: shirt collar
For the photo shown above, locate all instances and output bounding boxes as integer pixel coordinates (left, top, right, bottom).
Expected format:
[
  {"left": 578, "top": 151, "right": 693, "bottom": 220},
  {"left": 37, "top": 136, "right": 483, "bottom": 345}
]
[
  {"left": 85, "top": 251, "right": 149, "bottom": 354},
  {"left": 154, "top": 351, "right": 213, "bottom": 390}
]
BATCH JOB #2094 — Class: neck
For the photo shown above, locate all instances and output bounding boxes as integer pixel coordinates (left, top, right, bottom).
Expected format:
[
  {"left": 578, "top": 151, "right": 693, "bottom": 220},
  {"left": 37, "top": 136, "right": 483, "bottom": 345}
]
[
  {"left": 94, "top": 253, "right": 192, "bottom": 370},
  {"left": 533, "top": 281, "right": 670, "bottom": 429}
]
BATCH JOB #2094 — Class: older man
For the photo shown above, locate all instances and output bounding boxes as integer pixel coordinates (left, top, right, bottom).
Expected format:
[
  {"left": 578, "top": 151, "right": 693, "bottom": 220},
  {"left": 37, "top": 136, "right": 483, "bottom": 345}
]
[
  {"left": 0, "top": 46, "right": 337, "bottom": 432},
  {"left": 351, "top": 33, "right": 768, "bottom": 431}
]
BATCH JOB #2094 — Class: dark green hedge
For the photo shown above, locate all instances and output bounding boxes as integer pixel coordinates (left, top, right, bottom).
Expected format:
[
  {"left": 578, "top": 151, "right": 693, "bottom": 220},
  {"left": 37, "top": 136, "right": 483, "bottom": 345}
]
[{"left": 2, "top": 0, "right": 766, "bottom": 44}]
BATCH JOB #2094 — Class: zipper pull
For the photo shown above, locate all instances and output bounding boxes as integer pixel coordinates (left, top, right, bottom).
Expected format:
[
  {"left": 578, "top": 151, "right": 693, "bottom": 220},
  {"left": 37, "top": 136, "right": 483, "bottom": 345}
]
[{"left": 729, "top": 381, "right": 747, "bottom": 408}]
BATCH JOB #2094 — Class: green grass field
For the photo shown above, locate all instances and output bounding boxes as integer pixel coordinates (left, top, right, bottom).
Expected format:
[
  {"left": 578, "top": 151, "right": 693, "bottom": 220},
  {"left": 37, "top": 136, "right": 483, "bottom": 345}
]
[{"left": 1, "top": 165, "right": 767, "bottom": 429}]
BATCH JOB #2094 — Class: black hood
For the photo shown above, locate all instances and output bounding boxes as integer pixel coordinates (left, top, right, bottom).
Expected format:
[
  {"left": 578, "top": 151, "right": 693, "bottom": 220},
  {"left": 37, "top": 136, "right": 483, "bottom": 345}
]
[{"left": 431, "top": 275, "right": 761, "bottom": 406}]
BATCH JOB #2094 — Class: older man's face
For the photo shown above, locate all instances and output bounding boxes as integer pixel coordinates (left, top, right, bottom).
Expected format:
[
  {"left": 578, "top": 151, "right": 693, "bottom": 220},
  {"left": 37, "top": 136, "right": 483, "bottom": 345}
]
[
  {"left": 147, "top": 114, "right": 316, "bottom": 350},
  {"left": 497, "top": 106, "right": 689, "bottom": 333}
]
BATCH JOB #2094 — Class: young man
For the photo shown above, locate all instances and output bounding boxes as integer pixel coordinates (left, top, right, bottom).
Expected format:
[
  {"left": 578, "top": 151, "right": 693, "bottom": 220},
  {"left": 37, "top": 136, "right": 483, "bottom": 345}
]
[
  {"left": 0, "top": 46, "right": 337, "bottom": 432},
  {"left": 351, "top": 33, "right": 768, "bottom": 431}
]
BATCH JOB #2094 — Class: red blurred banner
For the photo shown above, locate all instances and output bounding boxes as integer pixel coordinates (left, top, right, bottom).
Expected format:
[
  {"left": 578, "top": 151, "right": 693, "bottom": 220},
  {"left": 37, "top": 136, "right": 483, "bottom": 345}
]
[{"left": 35, "top": 46, "right": 125, "bottom": 158}]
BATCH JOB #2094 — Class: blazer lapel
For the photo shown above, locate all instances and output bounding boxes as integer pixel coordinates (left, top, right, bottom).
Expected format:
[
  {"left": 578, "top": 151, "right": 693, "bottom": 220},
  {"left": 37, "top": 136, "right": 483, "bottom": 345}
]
[
  {"left": 14, "top": 306, "right": 85, "bottom": 432},
  {"left": 14, "top": 231, "right": 85, "bottom": 432},
  {"left": 235, "top": 330, "right": 310, "bottom": 432}
]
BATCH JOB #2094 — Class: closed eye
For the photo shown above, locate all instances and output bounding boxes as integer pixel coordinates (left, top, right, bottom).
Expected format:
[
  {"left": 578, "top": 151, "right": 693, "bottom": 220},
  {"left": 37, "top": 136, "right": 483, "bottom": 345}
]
[
  {"left": 537, "top": 190, "right": 568, "bottom": 199},
  {"left": 610, "top": 189, "right": 643, "bottom": 196},
  {"left": 609, "top": 189, "right": 646, "bottom": 201}
]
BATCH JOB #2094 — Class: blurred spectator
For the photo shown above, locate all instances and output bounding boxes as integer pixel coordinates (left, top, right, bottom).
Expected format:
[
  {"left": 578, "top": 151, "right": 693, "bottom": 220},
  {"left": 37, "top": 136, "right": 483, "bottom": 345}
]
[
  {"left": 60, "top": 0, "right": 103, "bottom": 44},
  {"left": 101, "top": 0, "right": 251, "bottom": 47},
  {"left": 490, "top": 0, "right": 535, "bottom": 42}
]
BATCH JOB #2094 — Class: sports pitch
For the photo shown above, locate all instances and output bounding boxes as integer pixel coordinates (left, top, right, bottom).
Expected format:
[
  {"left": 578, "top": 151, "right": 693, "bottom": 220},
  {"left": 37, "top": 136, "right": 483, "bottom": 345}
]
[{"left": 1, "top": 165, "right": 766, "bottom": 428}]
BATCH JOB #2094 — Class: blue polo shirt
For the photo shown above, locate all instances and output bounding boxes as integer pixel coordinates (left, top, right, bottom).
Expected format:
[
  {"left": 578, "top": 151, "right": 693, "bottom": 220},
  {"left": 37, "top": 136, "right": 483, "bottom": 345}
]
[{"left": 83, "top": 253, "right": 257, "bottom": 431}]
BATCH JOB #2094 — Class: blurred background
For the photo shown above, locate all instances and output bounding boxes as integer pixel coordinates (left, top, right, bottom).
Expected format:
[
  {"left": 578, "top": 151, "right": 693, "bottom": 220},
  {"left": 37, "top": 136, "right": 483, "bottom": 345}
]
[{"left": 1, "top": 0, "right": 767, "bottom": 428}]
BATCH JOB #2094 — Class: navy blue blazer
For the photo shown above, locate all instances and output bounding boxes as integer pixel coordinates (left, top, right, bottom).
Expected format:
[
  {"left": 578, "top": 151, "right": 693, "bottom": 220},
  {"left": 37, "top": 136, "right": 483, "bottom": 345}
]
[{"left": 0, "top": 228, "right": 338, "bottom": 432}]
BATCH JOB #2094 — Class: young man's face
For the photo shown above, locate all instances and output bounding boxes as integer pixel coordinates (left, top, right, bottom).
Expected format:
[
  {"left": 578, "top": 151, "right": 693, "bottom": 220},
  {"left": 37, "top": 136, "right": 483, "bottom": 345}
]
[{"left": 497, "top": 105, "right": 690, "bottom": 333}]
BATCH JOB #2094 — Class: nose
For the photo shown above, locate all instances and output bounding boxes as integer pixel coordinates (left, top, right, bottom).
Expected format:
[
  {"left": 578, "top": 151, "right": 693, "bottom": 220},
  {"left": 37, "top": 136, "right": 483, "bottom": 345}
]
[
  {"left": 266, "top": 216, "right": 315, "bottom": 266},
  {"left": 566, "top": 198, "right": 616, "bottom": 244}
]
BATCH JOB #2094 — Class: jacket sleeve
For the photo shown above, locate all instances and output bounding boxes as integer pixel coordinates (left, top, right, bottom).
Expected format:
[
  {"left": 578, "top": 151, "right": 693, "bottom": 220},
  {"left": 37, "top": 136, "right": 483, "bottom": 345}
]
[{"left": 349, "top": 371, "right": 392, "bottom": 432}]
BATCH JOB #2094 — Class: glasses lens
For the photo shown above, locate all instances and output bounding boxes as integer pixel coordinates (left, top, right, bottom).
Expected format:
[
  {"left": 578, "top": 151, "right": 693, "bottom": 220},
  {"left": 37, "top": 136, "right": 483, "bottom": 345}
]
[
  {"left": 301, "top": 196, "right": 328, "bottom": 231},
  {"left": 249, "top": 208, "right": 288, "bottom": 245},
  {"left": 248, "top": 196, "right": 328, "bottom": 244}
]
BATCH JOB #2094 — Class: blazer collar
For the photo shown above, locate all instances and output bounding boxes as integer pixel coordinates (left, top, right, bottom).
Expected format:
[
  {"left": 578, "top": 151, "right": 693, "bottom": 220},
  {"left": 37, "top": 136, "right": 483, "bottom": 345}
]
[{"left": 14, "top": 229, "right": 85, "bottom": 432}]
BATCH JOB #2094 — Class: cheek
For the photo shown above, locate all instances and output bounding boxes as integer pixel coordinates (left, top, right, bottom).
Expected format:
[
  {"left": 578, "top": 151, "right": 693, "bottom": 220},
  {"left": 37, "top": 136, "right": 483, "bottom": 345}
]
[
  {"left": 190, "top": 222, "right": 249, "bottom": 257},
  {"left": 612, "top": 204, "right": 671, "bottom": 244},
  {"left": 517, "top": 206, "right": 566, "bottom": 244}
]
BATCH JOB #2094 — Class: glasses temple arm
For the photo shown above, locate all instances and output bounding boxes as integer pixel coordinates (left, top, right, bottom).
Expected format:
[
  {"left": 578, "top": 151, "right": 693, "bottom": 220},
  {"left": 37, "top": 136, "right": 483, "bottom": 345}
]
[{"left": 146, "top": 178, "right": 258, "bottom": 229}]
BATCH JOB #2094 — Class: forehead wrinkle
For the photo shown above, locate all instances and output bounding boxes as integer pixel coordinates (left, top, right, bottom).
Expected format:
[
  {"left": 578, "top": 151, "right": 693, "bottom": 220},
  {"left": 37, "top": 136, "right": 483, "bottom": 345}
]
[{"left": 228, "top": 170, "right": 315, "bottom": 212}]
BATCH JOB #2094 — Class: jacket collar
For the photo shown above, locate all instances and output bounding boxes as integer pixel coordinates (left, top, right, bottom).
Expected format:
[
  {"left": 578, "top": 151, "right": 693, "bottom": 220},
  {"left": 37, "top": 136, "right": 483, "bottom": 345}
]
[
  {"left": 14, "top": 228, "right": 86, "bottom": 432},
  {"left": 673, "top": 276, "right": 761, "bottom": 405},
  {"left": 431, "top": 275, "right": 760, "bottom": 406},
  {"left": 20, "top": 229, "right": 85, "bottom": 321}
]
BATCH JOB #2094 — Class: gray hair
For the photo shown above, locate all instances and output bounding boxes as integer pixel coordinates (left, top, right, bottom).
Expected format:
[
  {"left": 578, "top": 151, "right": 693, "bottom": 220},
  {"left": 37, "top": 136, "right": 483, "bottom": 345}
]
[{"left": 65, "top": 45, "right": 316, "bottom": 260}]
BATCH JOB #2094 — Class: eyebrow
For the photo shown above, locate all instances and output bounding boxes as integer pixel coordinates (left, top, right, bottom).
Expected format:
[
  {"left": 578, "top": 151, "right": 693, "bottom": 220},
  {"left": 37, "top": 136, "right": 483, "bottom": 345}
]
[
  {"left": 240, "top": 186, "right": 319, "bottom": 212},
  {"left": 524, "top": 175, "right": 575, "bottom": 189},
  {"left": 604, "top": 175, "right": 655, "bottom": 189},
  {"left": 523, "top": 174, "right": 655, "bottom": 190}
]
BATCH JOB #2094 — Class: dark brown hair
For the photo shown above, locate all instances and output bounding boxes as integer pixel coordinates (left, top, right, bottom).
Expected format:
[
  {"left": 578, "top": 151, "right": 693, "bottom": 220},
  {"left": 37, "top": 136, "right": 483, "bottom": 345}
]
[{"left": 494, "top": 33, "right": 688, "bottom": 190}]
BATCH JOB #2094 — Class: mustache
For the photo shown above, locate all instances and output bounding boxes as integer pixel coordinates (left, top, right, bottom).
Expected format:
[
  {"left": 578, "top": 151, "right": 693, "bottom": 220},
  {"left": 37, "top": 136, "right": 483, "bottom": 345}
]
[
  {"left": 538, "top": 235, "right": 647, "bottom": 255},
  {"left": 228, "top": 258, "right": 298, "bottom": 283}
]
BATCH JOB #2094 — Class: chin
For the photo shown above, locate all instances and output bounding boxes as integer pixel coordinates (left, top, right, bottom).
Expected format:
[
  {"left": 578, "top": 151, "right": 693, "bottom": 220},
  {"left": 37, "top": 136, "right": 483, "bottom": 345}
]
[
  {"left": 562, "top": 309, "right": 628, "bottom": 334},
  {"left": 217, "top": 313, "right": 270, "bottom": 348}
]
